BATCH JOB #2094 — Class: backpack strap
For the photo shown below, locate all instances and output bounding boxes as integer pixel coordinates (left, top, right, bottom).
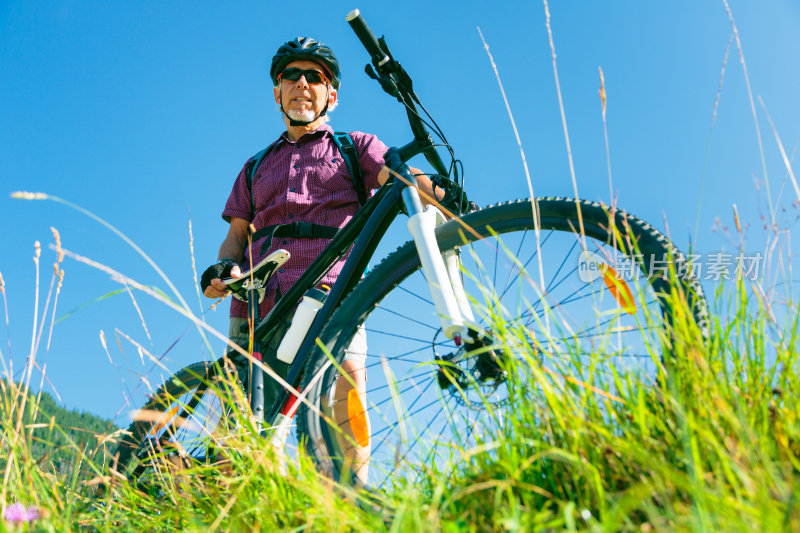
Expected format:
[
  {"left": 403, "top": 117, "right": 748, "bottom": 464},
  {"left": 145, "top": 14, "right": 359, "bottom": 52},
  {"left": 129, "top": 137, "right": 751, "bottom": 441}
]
[
  {"left": 332, "top": 131, "right": 367, "bottom": 206},
  {"left": 245, "top": 138, "right": 283, "bottom": 217}
]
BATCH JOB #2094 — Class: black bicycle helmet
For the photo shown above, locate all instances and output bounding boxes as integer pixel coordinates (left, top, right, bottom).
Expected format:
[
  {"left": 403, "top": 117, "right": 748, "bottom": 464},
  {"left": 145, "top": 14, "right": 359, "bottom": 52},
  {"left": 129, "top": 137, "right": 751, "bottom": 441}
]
[{"left": 270, "top": 37, "right": 341, "bottom": 90}]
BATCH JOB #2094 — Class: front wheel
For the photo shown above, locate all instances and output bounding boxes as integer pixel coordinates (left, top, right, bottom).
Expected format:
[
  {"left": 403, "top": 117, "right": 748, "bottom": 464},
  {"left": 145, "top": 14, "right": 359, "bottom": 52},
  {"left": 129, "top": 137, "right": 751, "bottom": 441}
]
[{"left": 296, "top": 198, "right": 709, "bottom": 489}]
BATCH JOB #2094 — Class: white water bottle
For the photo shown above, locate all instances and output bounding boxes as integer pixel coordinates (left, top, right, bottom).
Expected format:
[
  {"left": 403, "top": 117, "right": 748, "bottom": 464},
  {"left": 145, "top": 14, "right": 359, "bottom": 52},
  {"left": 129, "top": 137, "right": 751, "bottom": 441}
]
[{"left": 276, "top": 288, "right": 328, "bottom": 364}]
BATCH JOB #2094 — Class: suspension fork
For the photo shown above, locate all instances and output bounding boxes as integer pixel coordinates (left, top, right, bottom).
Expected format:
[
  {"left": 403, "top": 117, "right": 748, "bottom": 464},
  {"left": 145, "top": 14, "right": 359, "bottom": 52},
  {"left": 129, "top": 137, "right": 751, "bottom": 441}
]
[{"left": 400, "top": 169, "right": 476, "bottom": 344}]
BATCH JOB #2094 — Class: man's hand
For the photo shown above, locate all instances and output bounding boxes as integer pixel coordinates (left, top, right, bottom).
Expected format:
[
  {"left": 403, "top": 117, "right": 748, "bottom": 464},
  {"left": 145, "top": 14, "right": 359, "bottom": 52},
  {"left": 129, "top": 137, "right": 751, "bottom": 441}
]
[{"left": 201, "top": 260, "right": 242, "bottom": 298}]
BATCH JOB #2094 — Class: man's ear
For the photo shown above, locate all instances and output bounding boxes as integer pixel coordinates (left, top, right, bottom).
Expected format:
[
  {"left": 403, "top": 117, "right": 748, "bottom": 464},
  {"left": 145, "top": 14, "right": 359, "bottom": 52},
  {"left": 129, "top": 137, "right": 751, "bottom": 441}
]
[
  {"left": 328, "top": 89, "right": 337, "bottom": 106},
  {"left": 273, "top": 86, "right": 281, "bottom": 106}
]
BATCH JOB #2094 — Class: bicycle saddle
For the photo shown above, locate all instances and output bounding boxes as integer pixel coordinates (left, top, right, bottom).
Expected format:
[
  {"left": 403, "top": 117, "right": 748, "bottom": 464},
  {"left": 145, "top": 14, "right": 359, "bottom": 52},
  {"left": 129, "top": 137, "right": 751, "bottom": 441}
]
[{"left": 223, "top": 249, "right": 290, "bottom": 304}]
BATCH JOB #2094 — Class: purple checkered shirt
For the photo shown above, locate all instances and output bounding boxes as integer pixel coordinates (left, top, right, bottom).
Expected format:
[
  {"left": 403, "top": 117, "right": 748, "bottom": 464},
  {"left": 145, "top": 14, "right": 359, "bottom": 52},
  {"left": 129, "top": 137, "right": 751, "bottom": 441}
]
[{"left": 222, "top": 124, "right": 388, "bottom": 319}]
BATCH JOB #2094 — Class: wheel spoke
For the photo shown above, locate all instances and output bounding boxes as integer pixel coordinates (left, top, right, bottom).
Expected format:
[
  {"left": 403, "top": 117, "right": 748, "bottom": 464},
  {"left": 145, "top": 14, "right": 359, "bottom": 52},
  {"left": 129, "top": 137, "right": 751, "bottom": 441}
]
[
  {"left": 396, "top": 282, "right": 434, "bottom": 306},
  {"left": 496, "top": 230, "right": 555, "bottom": 301},
  {"left": 366, "top": 328, "right": 436, "bottom": 344},
  {"left": 372, "top": 306, "right": 441, "bottom": 332}
]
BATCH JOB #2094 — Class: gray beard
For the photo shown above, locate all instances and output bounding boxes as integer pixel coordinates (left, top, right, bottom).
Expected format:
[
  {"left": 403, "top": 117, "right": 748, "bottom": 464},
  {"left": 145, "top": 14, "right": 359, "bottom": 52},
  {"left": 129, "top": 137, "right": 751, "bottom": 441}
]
[{"left": 286, "top": 107, "right": 316, "bottom": 123}]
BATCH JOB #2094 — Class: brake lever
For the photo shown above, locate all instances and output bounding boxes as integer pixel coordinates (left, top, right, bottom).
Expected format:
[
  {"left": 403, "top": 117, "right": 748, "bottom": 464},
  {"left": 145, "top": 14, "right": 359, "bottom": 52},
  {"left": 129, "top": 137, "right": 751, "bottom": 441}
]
[
  {"left": 365, "top": 64, "right": 401, "bottom": 101},
  {"left": 431, "top": 176, "right": 472, "bottom": 214}
]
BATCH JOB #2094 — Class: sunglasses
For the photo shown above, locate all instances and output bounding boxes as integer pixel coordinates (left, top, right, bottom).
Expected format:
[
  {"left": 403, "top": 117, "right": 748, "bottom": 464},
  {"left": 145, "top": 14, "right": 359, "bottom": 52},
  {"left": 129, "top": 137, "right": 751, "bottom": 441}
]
[{"left": 278, "top": 68, "right": 329, "bottom": 86}]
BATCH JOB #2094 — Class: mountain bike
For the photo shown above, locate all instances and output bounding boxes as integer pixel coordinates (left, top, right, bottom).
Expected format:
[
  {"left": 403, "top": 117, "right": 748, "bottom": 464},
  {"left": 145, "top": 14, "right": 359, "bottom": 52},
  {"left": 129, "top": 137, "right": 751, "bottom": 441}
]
[{"left": 111, "top": 10, "right": 710, "bottom": 490}]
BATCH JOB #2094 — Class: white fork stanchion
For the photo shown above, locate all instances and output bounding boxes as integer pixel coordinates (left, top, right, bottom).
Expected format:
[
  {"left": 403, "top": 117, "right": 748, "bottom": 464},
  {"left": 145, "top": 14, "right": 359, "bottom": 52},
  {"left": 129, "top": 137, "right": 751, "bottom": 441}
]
[
  {"left": 443, "top": 249, "right": 480, "bottom": 341},
  {"left": 406, "top": 203, "right": 470, "bottom": 343}
]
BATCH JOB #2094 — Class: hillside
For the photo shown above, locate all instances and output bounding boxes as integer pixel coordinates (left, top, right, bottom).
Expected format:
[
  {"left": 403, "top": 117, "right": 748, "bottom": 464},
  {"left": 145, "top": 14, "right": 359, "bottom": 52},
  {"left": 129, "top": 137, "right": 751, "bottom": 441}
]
[{"left": 1, "top": 381, "right": 119, "bottom": 475}]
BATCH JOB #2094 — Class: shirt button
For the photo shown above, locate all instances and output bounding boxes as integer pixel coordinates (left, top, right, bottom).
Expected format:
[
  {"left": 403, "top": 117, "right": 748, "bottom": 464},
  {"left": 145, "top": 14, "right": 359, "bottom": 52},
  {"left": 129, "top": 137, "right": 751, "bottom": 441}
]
[
  {"left": 282, "top": 240, "right": 287, "bottom": 245},
  {"left": 279, "top": 268, "right": 284, "bottom": 273},
  {"left": 288, "top": 214, "right": 294, "bottom": 219},
  {"left": 290, "top": 187, "right": 296, "bottom": 192},
  {"left": 293, "top": 165, "right": 298, "bottom": 169}
]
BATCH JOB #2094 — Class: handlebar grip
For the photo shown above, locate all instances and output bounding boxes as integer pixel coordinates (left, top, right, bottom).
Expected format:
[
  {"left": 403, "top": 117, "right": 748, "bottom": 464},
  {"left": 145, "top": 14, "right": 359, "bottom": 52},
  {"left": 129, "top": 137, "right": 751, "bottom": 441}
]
[{"left": 346, "top": 9, "right": 390, "bottom": 66}]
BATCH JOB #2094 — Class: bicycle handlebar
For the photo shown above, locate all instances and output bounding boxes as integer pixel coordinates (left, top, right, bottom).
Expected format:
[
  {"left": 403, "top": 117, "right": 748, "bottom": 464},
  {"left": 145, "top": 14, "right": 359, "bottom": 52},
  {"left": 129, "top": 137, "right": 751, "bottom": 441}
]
[
  {"left": 346, "top": 9, "right": 389, "bottom": 69},
  {"left": 346, "top": 9, "right": 450, "bottom": 179}
]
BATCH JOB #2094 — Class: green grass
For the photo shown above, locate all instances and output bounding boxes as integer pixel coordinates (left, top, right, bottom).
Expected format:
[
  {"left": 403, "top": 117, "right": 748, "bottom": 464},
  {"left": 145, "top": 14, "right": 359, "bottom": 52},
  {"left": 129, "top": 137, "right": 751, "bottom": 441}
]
[{"left": 0, "top": 247, "right": 798, "bottom": 532}]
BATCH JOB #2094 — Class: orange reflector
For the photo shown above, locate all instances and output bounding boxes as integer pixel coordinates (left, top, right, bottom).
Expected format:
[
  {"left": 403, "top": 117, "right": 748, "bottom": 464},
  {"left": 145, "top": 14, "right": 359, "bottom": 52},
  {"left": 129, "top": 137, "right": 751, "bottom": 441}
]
[
  {"left": 599, "top": 262, "right": 636, "bottom": 315},
  {"left": 347, "top": 388, "right": 370, "bottom": 448},
  {"left": 149, "top": 406, "right": 180, "bottom": 437}
]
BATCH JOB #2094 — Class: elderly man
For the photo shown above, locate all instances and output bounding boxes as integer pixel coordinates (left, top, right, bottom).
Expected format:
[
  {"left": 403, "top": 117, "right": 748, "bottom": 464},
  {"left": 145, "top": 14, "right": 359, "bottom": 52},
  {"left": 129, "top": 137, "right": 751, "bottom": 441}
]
[{"left": 200, "top": 37, "right": 439, "bottom": 482}]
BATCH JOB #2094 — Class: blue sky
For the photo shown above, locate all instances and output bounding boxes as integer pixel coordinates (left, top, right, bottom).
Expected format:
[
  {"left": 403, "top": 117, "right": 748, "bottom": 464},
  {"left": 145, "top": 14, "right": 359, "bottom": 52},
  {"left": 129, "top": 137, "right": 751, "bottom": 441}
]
[{"left": 2, "top": 1, "right": 799, "bottom": 421}]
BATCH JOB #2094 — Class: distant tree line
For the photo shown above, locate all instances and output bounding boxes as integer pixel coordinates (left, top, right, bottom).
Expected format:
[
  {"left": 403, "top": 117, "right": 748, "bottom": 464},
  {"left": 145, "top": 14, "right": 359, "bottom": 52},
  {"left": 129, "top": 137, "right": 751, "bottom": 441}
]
[{"left": 1, "top": 381, "right": 120, "bottom": 477}]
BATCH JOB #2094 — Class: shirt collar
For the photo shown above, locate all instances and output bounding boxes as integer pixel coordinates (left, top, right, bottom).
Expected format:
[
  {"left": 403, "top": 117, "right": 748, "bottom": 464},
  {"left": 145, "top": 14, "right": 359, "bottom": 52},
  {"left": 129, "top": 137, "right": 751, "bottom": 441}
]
[{"left": 279, "top": 123, "right": 334, "bottom": 144}]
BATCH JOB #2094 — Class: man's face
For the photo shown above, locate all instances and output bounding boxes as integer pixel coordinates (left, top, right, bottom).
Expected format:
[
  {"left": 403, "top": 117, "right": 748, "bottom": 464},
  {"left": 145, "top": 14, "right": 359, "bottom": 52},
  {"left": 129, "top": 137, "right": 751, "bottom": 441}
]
[{"left": 273, "top": 59, "right": 336, "bottom": 124}]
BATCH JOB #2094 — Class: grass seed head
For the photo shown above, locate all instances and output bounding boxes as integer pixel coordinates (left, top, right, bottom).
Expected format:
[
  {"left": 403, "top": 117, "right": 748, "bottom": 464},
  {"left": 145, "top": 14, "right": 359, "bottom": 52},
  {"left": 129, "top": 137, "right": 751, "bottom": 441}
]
[
  {"left": 598, "top": 66, "right": 607, "bottom": 119},
  {"left": 50, "top": 227, "right": 64, "bottom": 263},
  {"left": 10, "top": 191, "right": 47, "bottom": 200}
]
